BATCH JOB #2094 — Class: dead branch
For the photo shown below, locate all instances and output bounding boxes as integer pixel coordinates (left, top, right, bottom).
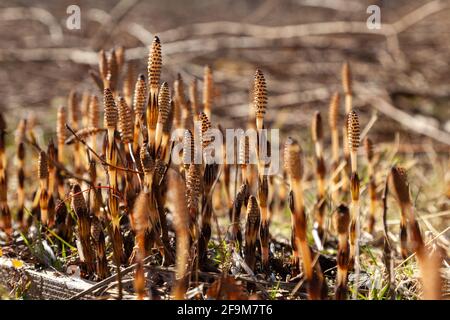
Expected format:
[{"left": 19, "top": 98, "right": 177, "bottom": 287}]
[
  {"left": 295, "top": 0, "right": 365, "bottom": 12},
  {"left": 0, "top": 7, "right": 63, "bottom": 44},
  {"left": 65, "top": 124, "right": 142, "bottom": 174},
  {"left": 392, "top": 0, "right": 448, "bottom": 34},
  {"left": 357, "top": 87, "right": 450, "bottom": 146},
  {"left": 90, "top": 0, "right": 142, "bottom": 49},
  {"left": 132, "top": 1, "right": 448, "bottom": 43}
]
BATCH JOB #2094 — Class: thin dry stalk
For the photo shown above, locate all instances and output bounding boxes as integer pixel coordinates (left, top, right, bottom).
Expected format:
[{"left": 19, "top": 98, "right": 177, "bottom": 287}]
[
  {"left": 91, "top": 216, "right": 110, "bottom": 280},
  {"left": 347, "top": 111, "right": 361, "bottom": 297},
  {"left": 68, "top": 90, "right": 82, "bottom": 173},
  {"left": 104, "top": 87, "right": 125, "bottom": 264},
  {"left": 229, "top": 183, "right": 247, "bottom": 248},
  {"left": 168, "top": 170, "right": 190, "bottom": 299},
  {"left": 186, "top": 162, "right": 201, "bottom": 242},
  {"left": 71, "top": 183, "right": 95, "bottom": 275},
  {"left": 364, "top": 137, "right": 378, "bottom": 234},
  {"left": 64, "top": 127, "right": 106, "bottom": 145},
  {"left": 244, "top": 195, "right": 261, "bottom": 274},
  {"left": 328, "top": 92, "right": 340, "bottom": 204},
  {"left": 107, "top": 49, "right": 119, "bottom": 93},
  {"left": 189, "top": 78, "right": 200, "bottom": 122},
  {"left": 284, "top": 138, "right": 315, "bottom": 298},
  {"left": 123, "top": 62, "right": 135, "bottom": 108},
  {"left": 312, "top": 111, "right": 326, "bottom": 239},
  {"left": 257, "top": 176, "right": 269, "bottom": 271},
  {"left": 56, "top": 106, "right": 67, "bottom": 163},
  {"left": 389, "top": 166, "right": 410, "bottom": 259},
  {"left": 390, "top": 167, "right": 443, "bottom": 299},
  {"left": 198, "top": 163, "right": 217, "bottom": 265},
  {"left": 155, "top": 82, "right": 170, "bottom": 153},
  {"left": 342, "top": 62, "right": 352, "bottom": 114},
  {"left": 160, "top": 102, "right": 174, "bottom": 161},
  {"left": 239, "top": 135, "right": 250, "bottom": 183},
  {"left": 98, "top": 49, "right": 108, "bottom": 89},
  {"left": 334, "top": 205, "right": 350, "bottom": 300},
  {"left": 173, "top": 74, "right": 187, "bottom": 129},
  {"left": 46, "top": 141, "right": 57, "bottom": 225},
  {"left": 16, "top": 141, "right": 26, "bottom": 228},
  {"left": 197, "top": 111, "right": 217, "bottom": 265},
  {"left": 411, "top": 222, "right": 443, "bottom": 300},
  {"left": 38, "top": 150, "right": 50, "bottom": 226},
  {"left": 15, "top": 119, "right": 26, "bottom": 229},
  {"left": 203, "top": 65, "right": 213, "bottom": 120},
  {"left": 140, "top": 144, "right": 155, "bottom": 190},
  {"left": 0, "top": 114, "right": 11, "bottom": 236},
  {"left": 88, "top": 95, "right": 100, "bottom": 150},
  {"left": 132, "top": 190, "right": 151, "bottom": 300},
  {"left": 341, "top": 62, "right": 352, "bottom": 195}
]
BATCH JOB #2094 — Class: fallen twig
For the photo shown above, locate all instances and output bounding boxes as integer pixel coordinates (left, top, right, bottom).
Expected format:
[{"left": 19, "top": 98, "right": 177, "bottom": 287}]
[{"left": 358, "top": 87, "right": 450, "bottom": 146}]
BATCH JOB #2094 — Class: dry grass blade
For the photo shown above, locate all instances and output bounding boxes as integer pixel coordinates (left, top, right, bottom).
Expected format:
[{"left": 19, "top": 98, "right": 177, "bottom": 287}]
[{"left": 65, "top": 127, "right": 106, "bottom": 145}]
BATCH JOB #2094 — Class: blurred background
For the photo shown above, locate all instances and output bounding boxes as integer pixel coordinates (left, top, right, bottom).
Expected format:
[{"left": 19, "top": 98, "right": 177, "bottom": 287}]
[{"left": 0, "top": 0, "right": 449, "bottom": 151}]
